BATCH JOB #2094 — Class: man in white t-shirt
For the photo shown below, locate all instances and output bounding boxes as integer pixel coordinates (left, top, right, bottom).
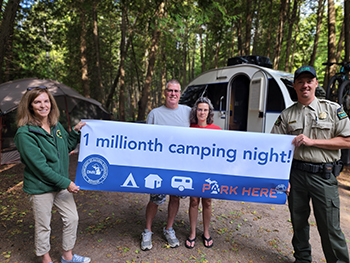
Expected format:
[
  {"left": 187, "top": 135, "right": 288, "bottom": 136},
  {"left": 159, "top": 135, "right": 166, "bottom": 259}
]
[{"left": 141, "top": 79, "right": 191, "bottom": 251}]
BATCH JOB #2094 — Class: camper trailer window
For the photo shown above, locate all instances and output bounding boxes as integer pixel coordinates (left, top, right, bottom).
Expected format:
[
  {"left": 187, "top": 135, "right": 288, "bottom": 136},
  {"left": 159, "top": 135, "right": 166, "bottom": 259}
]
[
  {"left": 206, "top": 83, "right": 227, "bottom": 110},
  {"left": 266, "top": 79, "right": 285, "bottom": 112},
  {"left": 180, "top": 83, "right": 227, "bottom": 110},
  {"left": 281, "top": 78, "right": 298, "bottom": 101},
  {"left": 179, "top": 85, "right": 206, "bottom": 107}
]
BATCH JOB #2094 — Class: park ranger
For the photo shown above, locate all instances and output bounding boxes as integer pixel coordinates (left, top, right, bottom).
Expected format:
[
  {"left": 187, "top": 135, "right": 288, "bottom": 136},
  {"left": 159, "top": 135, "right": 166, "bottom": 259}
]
[{"left": 271, "top": 65, "right": 350, "bottom": 263}]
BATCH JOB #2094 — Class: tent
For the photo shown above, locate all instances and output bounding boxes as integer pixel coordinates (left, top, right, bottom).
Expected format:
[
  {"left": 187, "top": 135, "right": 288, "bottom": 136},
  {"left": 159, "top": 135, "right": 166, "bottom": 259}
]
[{"left": 0, "top": 78, "right": 111, "bottom": 165}]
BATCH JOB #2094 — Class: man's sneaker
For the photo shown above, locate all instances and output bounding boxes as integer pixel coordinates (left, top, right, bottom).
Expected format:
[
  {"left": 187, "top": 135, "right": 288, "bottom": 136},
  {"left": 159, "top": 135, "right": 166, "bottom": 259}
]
[
  {"left": 61, "top": 254, "right": 91, "bottom": 263},
  {"left": 163, "top": 227, "right": 179, "bottom": 248},
  {"left": 141, "top": 229, "right": 153, "bottom": 251}
]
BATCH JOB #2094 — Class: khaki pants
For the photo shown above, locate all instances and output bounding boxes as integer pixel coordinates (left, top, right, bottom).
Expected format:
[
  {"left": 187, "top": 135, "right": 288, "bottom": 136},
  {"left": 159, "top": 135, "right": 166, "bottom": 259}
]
[{"left": 31, "top": 190, "right": 79, "bottom": 256}]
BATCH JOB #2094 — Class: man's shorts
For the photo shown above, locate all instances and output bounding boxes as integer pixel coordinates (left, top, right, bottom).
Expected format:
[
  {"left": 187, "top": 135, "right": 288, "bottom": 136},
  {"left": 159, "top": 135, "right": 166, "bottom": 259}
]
[{"left": 150, "top": 194, "right": 187, "bottom": 205}]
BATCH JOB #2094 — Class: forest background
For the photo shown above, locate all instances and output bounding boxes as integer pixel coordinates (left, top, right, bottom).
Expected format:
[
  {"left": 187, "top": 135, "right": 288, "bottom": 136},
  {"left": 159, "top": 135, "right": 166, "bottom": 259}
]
[{"left": 1, "top": 0, "right": 350, "bottom": 121}]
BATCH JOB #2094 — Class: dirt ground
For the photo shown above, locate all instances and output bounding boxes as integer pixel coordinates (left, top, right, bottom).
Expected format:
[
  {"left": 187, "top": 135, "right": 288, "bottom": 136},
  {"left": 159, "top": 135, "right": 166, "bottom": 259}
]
[{"left": 1, "top": 154, "right": 350, "bottom": 263}]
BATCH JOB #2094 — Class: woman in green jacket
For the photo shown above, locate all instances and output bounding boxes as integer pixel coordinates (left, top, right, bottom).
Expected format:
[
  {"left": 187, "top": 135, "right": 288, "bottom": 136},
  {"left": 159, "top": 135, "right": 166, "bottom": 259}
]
[{"left": 14, "top": 86, "right": 90, "bottom": 263}]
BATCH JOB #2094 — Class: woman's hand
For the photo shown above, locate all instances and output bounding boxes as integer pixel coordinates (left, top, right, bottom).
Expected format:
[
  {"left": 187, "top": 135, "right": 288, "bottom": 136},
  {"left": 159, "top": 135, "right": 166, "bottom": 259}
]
[
  {"left": 74, "top": 121, "right": 86, "bottom": 132},
  {"left": 67, "top": 181, "right": 80, "bottom": 193}
]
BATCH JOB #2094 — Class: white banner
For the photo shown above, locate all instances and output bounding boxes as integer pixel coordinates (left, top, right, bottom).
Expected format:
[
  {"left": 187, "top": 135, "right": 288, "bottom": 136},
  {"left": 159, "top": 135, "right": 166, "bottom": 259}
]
[{"left": 75, "top": 120, "right": 295, "bottom": 204}]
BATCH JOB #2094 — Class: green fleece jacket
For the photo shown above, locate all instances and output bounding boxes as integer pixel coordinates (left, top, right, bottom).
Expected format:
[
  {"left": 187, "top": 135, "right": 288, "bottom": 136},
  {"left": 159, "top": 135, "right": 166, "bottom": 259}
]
[{"left": 14, "top": 122, "right": 80, "bottom": 195}]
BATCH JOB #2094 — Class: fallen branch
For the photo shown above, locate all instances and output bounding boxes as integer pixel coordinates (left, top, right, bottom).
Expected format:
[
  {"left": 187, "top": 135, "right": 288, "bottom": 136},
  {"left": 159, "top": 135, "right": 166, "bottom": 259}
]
[{"left": 5, "top": 181, "right": 23, "bottom": 193}]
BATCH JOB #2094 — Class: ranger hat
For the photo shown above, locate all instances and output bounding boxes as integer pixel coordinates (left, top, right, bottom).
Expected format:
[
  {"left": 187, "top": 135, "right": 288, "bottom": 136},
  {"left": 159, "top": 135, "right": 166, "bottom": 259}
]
[{"left": 294, "top": 65, "right": 317, "bottom": 81}]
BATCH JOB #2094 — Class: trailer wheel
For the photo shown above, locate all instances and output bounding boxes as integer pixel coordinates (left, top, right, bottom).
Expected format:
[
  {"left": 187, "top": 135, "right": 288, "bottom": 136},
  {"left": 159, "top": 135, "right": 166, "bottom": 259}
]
[{"left": 338, "top": 80, "right": 350, "bottom": 116}]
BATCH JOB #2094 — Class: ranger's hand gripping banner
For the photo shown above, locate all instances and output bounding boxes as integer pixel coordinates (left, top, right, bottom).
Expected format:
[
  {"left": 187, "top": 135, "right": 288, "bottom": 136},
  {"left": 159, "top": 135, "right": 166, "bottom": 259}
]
[{"left": 75, "top": 120, "right": 295, "bottom": 204}]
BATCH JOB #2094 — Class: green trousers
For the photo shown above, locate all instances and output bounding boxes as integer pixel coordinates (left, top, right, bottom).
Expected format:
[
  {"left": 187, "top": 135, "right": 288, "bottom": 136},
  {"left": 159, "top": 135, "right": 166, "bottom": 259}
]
[{"left": 288, "top": 168, "right": 349, "bottom": 263}]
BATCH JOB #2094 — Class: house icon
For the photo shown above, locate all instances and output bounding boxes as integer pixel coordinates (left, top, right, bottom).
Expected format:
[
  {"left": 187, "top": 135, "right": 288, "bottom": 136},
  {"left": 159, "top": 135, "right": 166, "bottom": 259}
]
[{"left": 145, "top": 174, "right": 163, "bottom": 189}]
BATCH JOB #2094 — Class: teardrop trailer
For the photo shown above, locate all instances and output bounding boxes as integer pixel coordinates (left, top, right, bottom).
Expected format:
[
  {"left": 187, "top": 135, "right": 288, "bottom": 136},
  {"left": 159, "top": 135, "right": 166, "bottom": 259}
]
[
  {"left": 180, "top": 56, "right": 300, "bottom": 133},
  {"left": 179, "top": 56, "right": 350, "bottom": 163}
]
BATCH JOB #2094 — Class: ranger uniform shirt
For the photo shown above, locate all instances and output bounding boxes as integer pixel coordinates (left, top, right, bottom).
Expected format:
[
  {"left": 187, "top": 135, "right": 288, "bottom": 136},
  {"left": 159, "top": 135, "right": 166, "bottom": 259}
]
[{"left": 271, "top": 98, "right": 350, "bottom": 163}]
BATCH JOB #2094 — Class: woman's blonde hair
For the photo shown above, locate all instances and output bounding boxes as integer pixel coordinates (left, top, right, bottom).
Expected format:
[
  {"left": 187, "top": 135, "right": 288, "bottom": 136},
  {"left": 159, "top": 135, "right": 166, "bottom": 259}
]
[{"left": 17, "top": 87, "right": 60, "bottom": 127}]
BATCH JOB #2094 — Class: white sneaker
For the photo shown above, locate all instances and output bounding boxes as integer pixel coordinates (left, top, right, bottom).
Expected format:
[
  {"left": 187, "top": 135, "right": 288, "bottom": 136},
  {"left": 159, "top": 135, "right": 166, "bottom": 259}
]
[
  {"left": 141, "top": 229, "right": 153, "bottom": 251},
  {"left": 163, "top": 227, "right": 179, "bottom": 248},
  {"left": 61, "top": 254, "right": 91, "bottom": 263}
]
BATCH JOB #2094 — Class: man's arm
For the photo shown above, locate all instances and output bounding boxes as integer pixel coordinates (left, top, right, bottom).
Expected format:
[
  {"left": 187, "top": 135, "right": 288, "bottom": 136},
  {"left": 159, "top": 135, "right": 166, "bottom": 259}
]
[{"left": 293, "top": 135, "right": 350, "bottom": 150}]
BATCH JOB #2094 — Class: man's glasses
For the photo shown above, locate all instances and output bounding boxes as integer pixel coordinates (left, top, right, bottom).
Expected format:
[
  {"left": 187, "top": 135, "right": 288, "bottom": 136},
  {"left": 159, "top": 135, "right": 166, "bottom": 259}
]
[
  {"left": 165, "top": 88, "right": 180, "bottom": 93},
  {"left": 27, "top": 86, "right": 47, "bottom": 91}
]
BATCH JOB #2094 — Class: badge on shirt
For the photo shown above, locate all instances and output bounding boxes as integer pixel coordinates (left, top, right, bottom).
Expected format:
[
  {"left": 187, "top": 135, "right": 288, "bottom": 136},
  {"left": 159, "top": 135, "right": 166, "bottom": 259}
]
[
  {"left": 337, "top": 107, "right": 348, "bottom": 120},
  {"left": 56, "top": 129, "right": 63, "bottom": 138},
  {"left": 274, "top": 116, "right": 282, "bottom": 126},
  {"left": 319, "top": 112, "right": 327, "bottom": 120}
]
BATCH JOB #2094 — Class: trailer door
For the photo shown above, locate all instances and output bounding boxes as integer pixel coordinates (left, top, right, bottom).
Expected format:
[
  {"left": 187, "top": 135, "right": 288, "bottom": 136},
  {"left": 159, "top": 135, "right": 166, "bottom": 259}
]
[{"left": 247, "top": 70, "right": 268, "bottom": 132}]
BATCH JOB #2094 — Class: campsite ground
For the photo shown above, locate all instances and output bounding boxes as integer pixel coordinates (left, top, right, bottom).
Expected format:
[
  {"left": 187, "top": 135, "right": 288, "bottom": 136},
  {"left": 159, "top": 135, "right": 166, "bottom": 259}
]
[{"left": 1, "top": 154, "right": 350, "bottom": 263}]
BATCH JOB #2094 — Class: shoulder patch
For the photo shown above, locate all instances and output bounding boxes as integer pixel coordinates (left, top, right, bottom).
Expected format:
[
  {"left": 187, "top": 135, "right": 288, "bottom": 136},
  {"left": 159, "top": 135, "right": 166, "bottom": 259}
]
[
  {"left": 274, "top": 116, "right": 282, "bottom": 126},
  {"left": 337, "top": 107, "right": 348, "bottom": 120}
]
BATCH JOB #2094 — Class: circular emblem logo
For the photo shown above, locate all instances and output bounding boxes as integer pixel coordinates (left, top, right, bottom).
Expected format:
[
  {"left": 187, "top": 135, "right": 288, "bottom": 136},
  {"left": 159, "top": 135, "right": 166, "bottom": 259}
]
[
  {"left": 275, "top": 184, "right": 287, "bottom": 194},
  {"left": 56, "top": 129, "right": 62, "bottom": 138},
  {"left": 81, "top": 155, "right": 109, "bottom": 185}
]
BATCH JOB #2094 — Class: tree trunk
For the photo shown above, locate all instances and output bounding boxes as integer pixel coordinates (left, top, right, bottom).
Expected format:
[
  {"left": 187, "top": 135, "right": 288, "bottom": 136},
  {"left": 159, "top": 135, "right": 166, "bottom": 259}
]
[
  {"left": 336, "top": 22, "right": 344, "bottom": 62},
  {"left": 252, "top": 0, "right": 260, "bottom": 55},
  {"left": 118, "top": 1, "right": 127, "bottom": 121},
  {"left": 127, "top": 82, "right": 133, "bottom": 121},
  {"left": 199, "top": 25, "right": 205, "bottom": 73},
  {"left": 192, "top": 43, "right": 195, "bottom": 79},
  {"left": 137, "top": 2, "right": 165, "bottom": 121},
  {"left": 80, "top": 0, "right": 89, "bottom": 97},
  {"left": 345, "top": 0, "right": 350, "bottom": 62},
  {"left": 309, "top": 0, "right": 325, "bottom": 66},
  {"left": 93, "top": 0, "right": 104, "bottom": 103},
  {"left": 160, "top": 45, "right": 166, "bottom": 106},
  {"left": 231, "top": 25, "right": 236, "bottom": 57},
  {"left": 326, "top": 0, "right": 337, "bottom": 87},
  {"left": 105, "top": 14, "right": 138, "bottom": 111},
  {"left": 273, "top": 0, "right": 287, "bottom": 70},
  {"left": 290, "top": 5, "right": 300, "bottom": 70},
  {"left": 214, "top": 42, "right": 220, "bottom": 69},
  {"left": 182, "top": 30, "right": 187, "bottom": 88},
  {"left": 131, "top": 38, "right": 141, "bottom": 99},
  {"left": 266, "top": 0, "right": 273, "bottom": 58},
  {"left": 4, "top": 24, "right": 14, "bottom": 82},
  {"left": 105, "top": 68, "right": 120, "bottom": 111},
  {"left": 244, "top": 0, "right": 252, "bottom": 55},
  {"left": 285, "top": 0, "right": 299, "bottom": 71},
  {"left": 0, "top": 0, "right": 20, "bottom": 84},
  {"left": 237, "top": 16, "right": 243, "bottom": 56}
]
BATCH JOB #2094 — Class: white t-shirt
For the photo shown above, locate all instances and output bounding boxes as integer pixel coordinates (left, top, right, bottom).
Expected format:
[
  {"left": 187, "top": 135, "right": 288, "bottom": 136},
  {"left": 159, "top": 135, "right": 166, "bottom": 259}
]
[{"left": 146, "top": 105, "right": 191, "bottom": 127}]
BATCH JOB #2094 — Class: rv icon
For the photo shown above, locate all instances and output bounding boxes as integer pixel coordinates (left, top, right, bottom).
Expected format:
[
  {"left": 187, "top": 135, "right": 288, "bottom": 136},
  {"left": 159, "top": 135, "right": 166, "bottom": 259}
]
[{"left": 171, "top": 176, "right": 193, "bottom": 191}]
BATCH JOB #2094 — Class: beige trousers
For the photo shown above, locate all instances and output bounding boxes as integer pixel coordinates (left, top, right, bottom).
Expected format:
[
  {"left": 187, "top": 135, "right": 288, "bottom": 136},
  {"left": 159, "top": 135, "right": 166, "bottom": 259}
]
[{"left": 30, "top": 189, "right": 79, "bottom": 256}]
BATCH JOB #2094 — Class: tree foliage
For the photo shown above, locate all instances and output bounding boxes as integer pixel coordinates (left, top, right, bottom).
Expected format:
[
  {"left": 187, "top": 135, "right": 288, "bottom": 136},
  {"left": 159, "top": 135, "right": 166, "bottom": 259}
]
[{"left": 0, "top": 0, "right": 349, "bottom": 120}]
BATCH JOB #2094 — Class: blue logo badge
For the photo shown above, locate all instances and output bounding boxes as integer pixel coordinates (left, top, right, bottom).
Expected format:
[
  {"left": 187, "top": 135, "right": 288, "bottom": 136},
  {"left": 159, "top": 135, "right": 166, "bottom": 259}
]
[{"left": 81, "top": 155, "right": 109, "bottom": 185}]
